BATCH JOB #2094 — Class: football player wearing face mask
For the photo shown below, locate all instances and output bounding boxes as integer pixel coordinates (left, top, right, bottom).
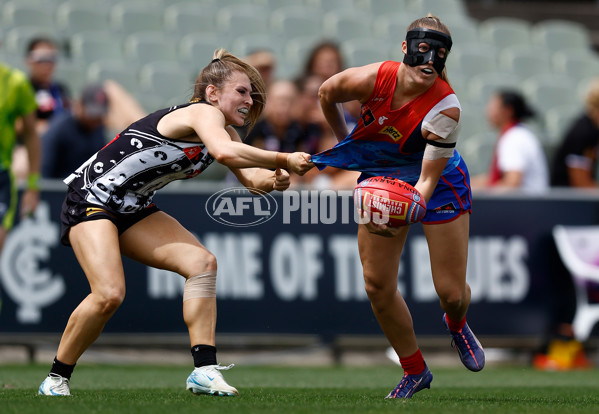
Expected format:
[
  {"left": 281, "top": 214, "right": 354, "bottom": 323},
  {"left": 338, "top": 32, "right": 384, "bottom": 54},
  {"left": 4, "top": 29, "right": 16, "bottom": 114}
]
[
  {"left": 403, "top": 27, "right": 453, "bottom": 76},
  {"left": 312, "top": 15, "right": 484, "bottom": 400}
]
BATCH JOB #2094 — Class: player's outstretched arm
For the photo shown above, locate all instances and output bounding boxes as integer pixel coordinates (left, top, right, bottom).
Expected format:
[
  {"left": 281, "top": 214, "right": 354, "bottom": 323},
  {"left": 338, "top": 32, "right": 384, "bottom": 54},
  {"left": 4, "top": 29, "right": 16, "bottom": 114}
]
[
  {"left": 188, "top": 105, "right": 313, "bottom": 174},
  {"left": 232, "top": 167, "right": 290, "bottom": 193}
]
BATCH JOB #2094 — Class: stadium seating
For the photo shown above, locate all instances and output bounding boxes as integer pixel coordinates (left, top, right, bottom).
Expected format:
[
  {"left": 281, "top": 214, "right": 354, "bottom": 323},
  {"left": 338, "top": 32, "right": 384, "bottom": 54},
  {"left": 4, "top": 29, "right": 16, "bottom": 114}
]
[
  {"left": 466, "top": 71, "right": 522, "bottom": 106},
  {"left": 55, "top": 2, "right": 110, "bottom": 38},
  {"left": 270, "top": 6, "right": 322, "bottom": 39},
  {"left": 532, "top": 19, "right": 592, "bottom": 51},
  {"left": 163, "top": 2, "right": 219, "bottom": 36},
  {"left": 87, "top": 58, "right": 139, "bottom": 92},
  {"left": 138, "top": 61, "right": 195, "bottom": 103},
  {"left": 322, "top": 9, "right": 373, "bottom": 41},
  {"left": 283, "top": 35, "right": 322, "bottom": 73},
  {"left": 263, "top": 0, "right": 313, "bottom": 8},
  {"left": 178, "top": 34, "right": 231, "bottom": 69},
  {"left": 457, "top": 109, "right": 489, "bottom": 144},
  {"left": 446, "top": 47, "right": 498, "bottom": 79},
  {"left": 498, "top": 44, "right": 553, "bottom": 79},
  {"left": 522, "top": 73, "right": 578, "bottom": 114},
  {"left": 216, "top": 5, "right": 271, "bottom": 38},
  {"left": 409, "top": 0, "right": 467, "bottom": 15},
  {"left": 543, "top": 104, "right": 583, "bottom": 146},
  {"left": 230, "top": 34, "right": 286, "bottom": 61},
  {"left": 54, "top": 58, "right": 87, "bottom": 97},
  {"left": 307, "top": 0, "right": 370, "bottom": 13},
  {"left": 3, "top": 26, "right": 57, "bottom": 56},
  {"left": 70, "top": 31, "right": 124, "bottom": 64},
  {"left": 341, "top": 38, "right": 391, "bottom": 67},
  {"left": 1, "top": 2, "right": 55, "bottom": 31},
  {"left": 457, "top": 134, "right": 496, "bottom": 176},
  {"left": 478, "top": 16, "right": 532, "bottom": 51},
  {"left": 447, "top": 20, "right": 478, "bottom": 46},
  {"left": 0, "top": 50, "right": 26, "bottom": 72},
  {"left": 552, "top": 49, "right": 599, "bottom": 80},
  {"left": 123, "top": 31, "right": 180, "bottom": 68},
  {"left": 109, "top": 2, "right": 165, "bottom": 36},
  {"left": 372, "top": 13, "right": 422, "bottom": 40}
]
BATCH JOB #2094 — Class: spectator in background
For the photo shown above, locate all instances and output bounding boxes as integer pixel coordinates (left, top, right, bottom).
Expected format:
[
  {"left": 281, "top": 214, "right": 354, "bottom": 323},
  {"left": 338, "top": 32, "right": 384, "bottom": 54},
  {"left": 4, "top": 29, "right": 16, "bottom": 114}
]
[
  {"left": 245, "top": 80, "right": 322, "bottom": 155},
  {"left": 13, "top": 37, "right": 71, "bottom": 183},
  {"left": 303, "top": 40, "right": 345, "bottom": 80},
  {"left": 244, "top": 49, "right": 276, "bottom": 88},
  {"left": 551, "top": 78, "right": 599, "bottom": 188},
  {"left": 41, "top": 84, "right": 109, "bottom": 179},
  {"left": 294, "top": 74, "right": 360, "bottom": 189},
  {"left": 0, "top": 59, "right": 41, "bottom": 313},
  {"left": 25, "top": 36, "right": 70, "bottom": 135},
  {"left": 103, "top": 79, "right": 147, "bottom": 135},
  {"left": 294, "top": 74, "right": 329, "bottom": 154},
  {"left": 302, "top": 40, "right": 362, "bottom": 139},
  {"left": 471, "top": 90, "right": 549, "bottom": 193}
]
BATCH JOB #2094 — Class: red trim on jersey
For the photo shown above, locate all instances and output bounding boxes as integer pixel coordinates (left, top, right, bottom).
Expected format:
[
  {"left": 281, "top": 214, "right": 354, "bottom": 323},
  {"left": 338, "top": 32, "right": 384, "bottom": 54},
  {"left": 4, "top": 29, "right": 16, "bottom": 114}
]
[
  {"left": 352, "top": 61, "right": 455, "bottom": 155},
  {"left": 102, "top": 133, "right": 120, "bottom": 150}
]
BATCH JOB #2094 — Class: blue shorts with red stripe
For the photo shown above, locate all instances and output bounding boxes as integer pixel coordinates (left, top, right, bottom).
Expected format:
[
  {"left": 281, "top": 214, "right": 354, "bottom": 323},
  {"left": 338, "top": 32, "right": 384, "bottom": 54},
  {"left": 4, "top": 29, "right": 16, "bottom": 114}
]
[{"left": 420, "top": 156, "right": 472, "bottom": 224}]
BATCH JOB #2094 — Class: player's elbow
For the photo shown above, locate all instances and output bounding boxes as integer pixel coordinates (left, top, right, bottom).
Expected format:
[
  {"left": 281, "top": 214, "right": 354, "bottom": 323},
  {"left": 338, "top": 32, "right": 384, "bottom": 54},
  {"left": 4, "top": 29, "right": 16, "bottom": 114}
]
[
  {"left": 318, "top": 82, "right": 333, "bottom": 106},
  {"left": 211, "top": 148, "right": 237, "bottom": 166}
]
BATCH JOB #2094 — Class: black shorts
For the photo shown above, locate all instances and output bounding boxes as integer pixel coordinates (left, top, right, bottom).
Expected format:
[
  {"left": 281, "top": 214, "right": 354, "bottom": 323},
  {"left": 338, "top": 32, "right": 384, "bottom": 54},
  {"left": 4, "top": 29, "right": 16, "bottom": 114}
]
[{"left": 60, "top": 187, "right": 160, "bottom": 246}]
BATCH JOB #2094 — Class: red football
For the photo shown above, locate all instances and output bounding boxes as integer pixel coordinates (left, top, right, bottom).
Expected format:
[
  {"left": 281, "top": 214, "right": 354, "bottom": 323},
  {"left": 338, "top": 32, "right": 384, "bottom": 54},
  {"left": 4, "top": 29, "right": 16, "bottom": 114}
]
[{"left": 353, "top": 176, "right": 427, "bottom": 226}]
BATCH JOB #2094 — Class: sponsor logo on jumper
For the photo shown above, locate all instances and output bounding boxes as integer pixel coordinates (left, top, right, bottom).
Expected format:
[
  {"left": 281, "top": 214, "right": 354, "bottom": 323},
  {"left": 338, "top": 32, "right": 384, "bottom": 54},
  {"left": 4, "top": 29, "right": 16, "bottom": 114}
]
[
  {"left": 361, "top": 109, "right": 375, "bottom": 126},
  {"left": 378, "top": 126, "right": 403, "bottom": 141}
]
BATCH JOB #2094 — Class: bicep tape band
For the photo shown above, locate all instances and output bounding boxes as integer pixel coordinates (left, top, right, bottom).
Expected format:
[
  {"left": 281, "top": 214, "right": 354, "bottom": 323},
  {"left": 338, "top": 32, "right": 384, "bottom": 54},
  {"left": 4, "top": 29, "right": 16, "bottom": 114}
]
[{"left": 423, "top": 113, "right": 459, "bottom": 160}]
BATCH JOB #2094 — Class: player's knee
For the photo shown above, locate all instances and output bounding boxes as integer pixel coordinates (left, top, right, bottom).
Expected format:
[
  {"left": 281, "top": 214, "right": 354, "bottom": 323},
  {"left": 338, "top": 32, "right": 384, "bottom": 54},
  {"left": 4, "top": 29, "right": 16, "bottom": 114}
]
[
  {"left": 183, "top": 250, "right": 217, "bottom": 276},
  {"left": 438, "top": 287, "right": 465, "bottom": 308},
  {"left": 364, "top": 274, "right": 395, "bottom": 303},
  {"left": 97, "top": 288, "right": 125, "bottom": 315}
]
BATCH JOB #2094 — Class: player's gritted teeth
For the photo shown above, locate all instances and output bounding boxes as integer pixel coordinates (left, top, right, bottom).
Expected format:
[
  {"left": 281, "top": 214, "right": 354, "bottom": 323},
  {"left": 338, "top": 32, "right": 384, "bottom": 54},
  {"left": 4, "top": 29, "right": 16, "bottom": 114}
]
[
  {"left": 238, "top": 107, "right": 249, "bottom": 116},
  {"left": 421, "top": 67, "right": 434, "bottom": 75}
]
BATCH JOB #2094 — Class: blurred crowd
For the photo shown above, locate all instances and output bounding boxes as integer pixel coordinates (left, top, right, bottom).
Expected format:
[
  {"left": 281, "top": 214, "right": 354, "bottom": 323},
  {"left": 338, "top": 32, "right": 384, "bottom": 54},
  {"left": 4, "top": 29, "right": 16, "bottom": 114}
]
[{"left": 2, "top": 32, "right": 599, "bottom": 192}]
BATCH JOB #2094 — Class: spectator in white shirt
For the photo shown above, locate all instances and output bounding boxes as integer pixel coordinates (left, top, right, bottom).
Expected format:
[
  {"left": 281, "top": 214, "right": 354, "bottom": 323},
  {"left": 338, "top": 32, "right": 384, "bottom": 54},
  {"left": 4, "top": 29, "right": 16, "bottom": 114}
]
[{"left": 472, "top": 90, "right": 549, "bottom": 193}]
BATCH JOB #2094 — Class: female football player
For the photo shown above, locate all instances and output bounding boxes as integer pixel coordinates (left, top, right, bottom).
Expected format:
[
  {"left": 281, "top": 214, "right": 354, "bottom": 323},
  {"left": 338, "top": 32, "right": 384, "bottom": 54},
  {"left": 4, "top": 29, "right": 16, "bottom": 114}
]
[
  {"left": 38, "top": 49, "right": 313, "bottom": 397},
  {"left": 312, "top": 15, "right": 485, "bottom": 399}
]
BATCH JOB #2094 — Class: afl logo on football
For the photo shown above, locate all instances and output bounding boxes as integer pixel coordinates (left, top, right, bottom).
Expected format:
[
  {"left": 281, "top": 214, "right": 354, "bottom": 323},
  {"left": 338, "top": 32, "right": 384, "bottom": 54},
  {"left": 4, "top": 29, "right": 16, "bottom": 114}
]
[{"left": 205, "top": 187, "right": 278, "bottom": 227}]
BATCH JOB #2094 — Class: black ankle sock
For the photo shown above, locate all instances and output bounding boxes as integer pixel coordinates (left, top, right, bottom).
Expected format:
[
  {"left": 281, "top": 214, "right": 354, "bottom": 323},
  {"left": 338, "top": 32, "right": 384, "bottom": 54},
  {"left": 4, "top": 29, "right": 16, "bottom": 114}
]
[
  {"left": 50, "top": 357, "right": 76, "bottom": 380},
  {"left": 191, "top": 344, "right": 217, "bottom": 368}
]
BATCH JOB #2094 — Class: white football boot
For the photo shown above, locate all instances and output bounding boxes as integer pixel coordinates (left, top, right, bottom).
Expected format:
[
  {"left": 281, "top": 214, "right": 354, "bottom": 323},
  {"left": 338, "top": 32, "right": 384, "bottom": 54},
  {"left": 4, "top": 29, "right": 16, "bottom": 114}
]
[
  {"left": 186, "top": 364, "right": 239, "bottom": 396},
  {"left": 38, "top": 373, "right": 71, "bottom": 396}
]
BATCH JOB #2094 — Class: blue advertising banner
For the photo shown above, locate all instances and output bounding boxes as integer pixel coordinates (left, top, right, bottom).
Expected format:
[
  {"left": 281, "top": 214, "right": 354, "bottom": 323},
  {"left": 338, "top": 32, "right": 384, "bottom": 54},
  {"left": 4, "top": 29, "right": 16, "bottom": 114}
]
[{"left": 1, "top": 184, "right": 598, "bottom": 341}]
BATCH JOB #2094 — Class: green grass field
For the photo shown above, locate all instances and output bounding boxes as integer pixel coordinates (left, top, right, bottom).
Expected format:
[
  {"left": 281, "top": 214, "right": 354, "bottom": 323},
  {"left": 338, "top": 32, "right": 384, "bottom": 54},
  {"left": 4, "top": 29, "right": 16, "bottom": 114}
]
[{"left": 1, "top": 364, "right": 598, "bottom": 414}]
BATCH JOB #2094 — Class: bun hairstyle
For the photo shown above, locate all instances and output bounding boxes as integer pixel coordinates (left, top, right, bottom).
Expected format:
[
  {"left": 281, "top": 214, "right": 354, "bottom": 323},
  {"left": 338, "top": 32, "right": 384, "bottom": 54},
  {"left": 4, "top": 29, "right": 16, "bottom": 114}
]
[
  {"left": 192, "top": 48, "right": 266, "bottom": 134},
  {"left": 407, "top": 14, "right": 452, "bottom": 85},
  {"left": 497, "top": 89, "right": 536, "bottom": 122}
]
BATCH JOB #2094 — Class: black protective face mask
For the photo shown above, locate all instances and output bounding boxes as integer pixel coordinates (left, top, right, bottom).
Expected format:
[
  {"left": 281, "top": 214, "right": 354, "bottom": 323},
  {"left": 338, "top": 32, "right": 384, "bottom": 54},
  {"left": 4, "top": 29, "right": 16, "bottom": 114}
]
[{"left": 403, "top": 28, "right": 453, "bottom": 75}]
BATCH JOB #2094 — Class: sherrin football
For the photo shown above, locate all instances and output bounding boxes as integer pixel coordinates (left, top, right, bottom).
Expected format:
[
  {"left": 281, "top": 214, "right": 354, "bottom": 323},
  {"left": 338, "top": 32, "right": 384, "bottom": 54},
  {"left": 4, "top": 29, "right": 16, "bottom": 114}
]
[{"left": 353, "top": 176, "right": 427, "bottom": 226}]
